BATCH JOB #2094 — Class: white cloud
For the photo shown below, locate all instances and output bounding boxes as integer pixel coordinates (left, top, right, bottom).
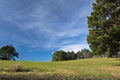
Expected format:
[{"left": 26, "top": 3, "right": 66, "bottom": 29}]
[
  {"left": 5, "top": 0, "right": 93, "bottom": 50},
  {"left": 59, "top": 43, "right": 90, "bottom": 53}
]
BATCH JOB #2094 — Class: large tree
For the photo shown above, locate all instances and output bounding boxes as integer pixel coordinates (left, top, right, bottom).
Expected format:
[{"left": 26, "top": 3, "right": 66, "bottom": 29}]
[
  {"left": 0, "top": 45, "right": 19, "bottom": 60},
  {"left": 87, "top": 0, "right": 120, "bottom": 58}
]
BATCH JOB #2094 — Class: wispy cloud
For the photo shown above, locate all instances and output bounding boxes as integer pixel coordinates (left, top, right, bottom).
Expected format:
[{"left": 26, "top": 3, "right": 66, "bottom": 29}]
[{"left": 3, "top": 0, "right": 94, "bottom": 51}]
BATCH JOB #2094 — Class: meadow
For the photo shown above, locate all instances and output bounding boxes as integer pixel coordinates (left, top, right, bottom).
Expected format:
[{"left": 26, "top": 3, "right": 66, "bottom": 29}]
[{"left": 0, "top": 58, "right": 120, "bottom": 80}]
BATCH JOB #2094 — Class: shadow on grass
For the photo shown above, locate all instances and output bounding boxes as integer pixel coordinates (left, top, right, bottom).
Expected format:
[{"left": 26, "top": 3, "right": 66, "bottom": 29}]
[
  {"left": 113, "top": 64, "right": 120, "bottom": 66},
  {"left": 20, "top": 69, "right": 32, "bottom": 72},
  {"left": 0, "top": 75, "right": 119, "bottom": 80},
  {"left": 0, "top": 68, "right": 32, "bottom": 73},
  {"left": 115, "top": 58, "right": 120, "bottom": 60}
]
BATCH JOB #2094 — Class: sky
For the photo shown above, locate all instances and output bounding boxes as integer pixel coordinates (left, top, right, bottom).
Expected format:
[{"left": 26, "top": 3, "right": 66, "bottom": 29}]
[{"left": 0, "top": 0, "right": 95, "bottom": 61}]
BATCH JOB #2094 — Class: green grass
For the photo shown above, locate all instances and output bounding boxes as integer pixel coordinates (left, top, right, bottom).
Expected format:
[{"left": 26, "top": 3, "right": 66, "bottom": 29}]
[{"left": 0, "top": 58, "right": 120, "bottom": 79}]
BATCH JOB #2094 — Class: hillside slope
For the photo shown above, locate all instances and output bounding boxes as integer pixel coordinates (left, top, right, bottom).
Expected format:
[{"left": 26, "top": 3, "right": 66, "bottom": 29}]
[{"left": 0, "top": 58, "right": 120, "bottom": 79}]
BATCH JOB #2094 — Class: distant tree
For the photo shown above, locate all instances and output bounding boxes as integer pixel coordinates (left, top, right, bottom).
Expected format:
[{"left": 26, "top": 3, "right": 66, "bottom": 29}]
[
  {"left": 76, "top": 51, "right": 84, "bottom": 59},
  {"left": 52, "top": 50, "right": 76, "bottom": 61},
  {"left": 52, "top": 50, "right": 67, "bottom": 61},
  {"left": 0, "top": 45, "right": 19, "bottom": 60},
  {"left": 66, "top": 51, "right": 76, "bottom": 60},
  {"left": 66, "top": 51, "right": 72, "bottom": 60},
  {"left": 77, "top": 49, "right": 92, "bottom": 59},
  {"left": 87, "top": 0, "right": 120, "bottom": 58},
  {"left": 52, "top": 49, "right": 92, "bottom": 61},
  {"left": 81, "top": 49, "right": 92, "bottom": 58},
  {"left": 70, "top": 51, "right": 77, "bottom": 60}
]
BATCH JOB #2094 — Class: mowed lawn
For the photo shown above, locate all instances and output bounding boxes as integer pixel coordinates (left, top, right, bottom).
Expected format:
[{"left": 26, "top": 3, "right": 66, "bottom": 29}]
[{"left": 0, "top": 58, "right": 120, "bottom": 79}]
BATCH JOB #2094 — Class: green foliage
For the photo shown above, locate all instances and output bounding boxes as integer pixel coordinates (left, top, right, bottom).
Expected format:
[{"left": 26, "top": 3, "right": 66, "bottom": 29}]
[
  {"left": 87, "top": 0, "right": 120, "bottom": 57},
  {"left": 77, "top": 49, "right": 92, "bottom": 59},
  {"left": 0, "top": 45, "right": 19, "bottom": 60},
  {"left": 66, "top": 51, "right": 76, "bottom": 60},
  {"left": 52, "top": 49, "right": 92, "bottom": 61},
  {"left": 52, "top": 50, "right": 76, "bottom": 61}
]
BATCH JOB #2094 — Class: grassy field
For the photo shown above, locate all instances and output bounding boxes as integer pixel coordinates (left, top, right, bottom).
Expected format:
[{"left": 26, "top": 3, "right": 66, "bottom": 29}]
[{"left": 0, "top": 58, "right": 120, "bottom": 80}]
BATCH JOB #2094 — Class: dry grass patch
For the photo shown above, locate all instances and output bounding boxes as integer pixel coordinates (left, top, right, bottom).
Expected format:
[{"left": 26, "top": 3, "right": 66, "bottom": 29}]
[
  {"left": 9, "top": 64, "right": 22, "bottom": 72},
  {"left": 56, "top": 69, "right": 76, "bottom": 75},
  {"left": 101, "top": 66, "right": 120, "bottom": 78}
]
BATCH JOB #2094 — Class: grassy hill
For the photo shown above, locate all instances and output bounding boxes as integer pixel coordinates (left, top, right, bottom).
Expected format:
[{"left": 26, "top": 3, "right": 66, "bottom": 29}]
[{"left": 0, "top": 58, "right": 120, "bottom": 80}]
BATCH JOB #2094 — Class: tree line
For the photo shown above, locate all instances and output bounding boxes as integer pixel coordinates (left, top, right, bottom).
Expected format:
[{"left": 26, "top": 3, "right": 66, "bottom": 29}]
[{"left": 52, "top": 48, "right": 92, "bottom": 61}]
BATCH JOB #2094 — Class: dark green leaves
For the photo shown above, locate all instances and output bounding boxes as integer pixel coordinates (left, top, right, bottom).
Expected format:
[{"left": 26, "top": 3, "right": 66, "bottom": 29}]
[
  {"left": 87, "top": 0, "right": 120, "bottom": 58},
  {"left": 0, "top": 45, "right": 19, "bottom": 60}
]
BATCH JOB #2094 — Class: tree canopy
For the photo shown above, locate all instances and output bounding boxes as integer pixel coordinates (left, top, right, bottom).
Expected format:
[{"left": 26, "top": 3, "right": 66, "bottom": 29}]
[
  {"left": 52, "top": 49, "right": 91, "bottom": 61},
  {"left": 87, "top": 0, "right": 120, "bottom": 58},
  {"left": 0, "top": 45, "right": 19, "bottom": 60},
  {"left": 77, "top": 48, "right": 92, "bottom": 59},
  {"left": 52, "top": 50, "right": 76, "bottom": 61}
]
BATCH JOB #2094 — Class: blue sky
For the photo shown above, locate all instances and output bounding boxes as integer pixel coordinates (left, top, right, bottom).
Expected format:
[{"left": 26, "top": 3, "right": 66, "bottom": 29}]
[{"left": 0, "top": 0, "right": 95, "bottom": 61}]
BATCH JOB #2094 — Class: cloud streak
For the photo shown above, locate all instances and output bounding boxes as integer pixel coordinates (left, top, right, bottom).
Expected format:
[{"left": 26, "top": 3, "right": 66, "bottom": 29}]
[{"left": 2, "top": 0, "right": 95, "bottom": 52}]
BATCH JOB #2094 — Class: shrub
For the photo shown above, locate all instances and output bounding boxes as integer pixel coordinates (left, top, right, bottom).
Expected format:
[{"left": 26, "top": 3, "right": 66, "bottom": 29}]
[{"left": 9, "top": 64, "right": 22, "bottom": 72}]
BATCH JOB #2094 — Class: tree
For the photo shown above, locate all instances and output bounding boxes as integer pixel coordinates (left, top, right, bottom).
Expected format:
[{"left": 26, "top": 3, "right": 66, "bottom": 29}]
[
  {"left": 87, "top": 0, "right": 120, "bottom": 58},
  {"left": 76, "top": 51, "right": 84, "bottom": 59},
  {"left": 77, "top": 49, "right": 92, "bottom": 59},
  {"left": 52, "top": 50, "right": 76, "bottom": 61},
  {"left": 0, "top": 45, "right": 19, "bottom": 60},
  {"left": 69, "top": 51, "right": 76, "bottom": 60},
  {"left": 52, "top": 50, "right": 67, "bottom": 61},
  {"left": 81, "top": 49, "right": 92, "bottom": 58}
]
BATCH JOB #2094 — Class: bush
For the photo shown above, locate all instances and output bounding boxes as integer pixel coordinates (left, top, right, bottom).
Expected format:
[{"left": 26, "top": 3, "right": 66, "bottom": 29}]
[{"left": 9, "top": 64, "right": 22, "bottom": 72}]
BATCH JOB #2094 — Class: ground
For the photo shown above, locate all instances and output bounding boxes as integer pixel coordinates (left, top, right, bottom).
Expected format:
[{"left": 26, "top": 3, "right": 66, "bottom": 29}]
[{"left": 0, "top": 58, "right": 120, "bottom": 80}]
